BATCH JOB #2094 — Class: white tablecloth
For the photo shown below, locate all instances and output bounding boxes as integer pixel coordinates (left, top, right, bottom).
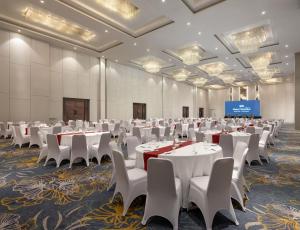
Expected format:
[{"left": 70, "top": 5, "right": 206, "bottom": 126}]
[
  {"left": 254, "top": 127, "right": 263, "bottom": 136},
  {"left": 159, "top": 142, "right": 223, "bottom": 208},
  {"left": 60, "top": 132, "right": 109, "bottom": 147},
  {"left": 229, "top": 125, "right": 242, "bottom": 131},
  {"left": 140, "top": 126, "right": 165, "bottom": 140},
  {"left": 202, "top": 130, "right": 222, "bottom": 143},
  {"left": 230, "top": 131, "right": 251, "bottom": 148}
]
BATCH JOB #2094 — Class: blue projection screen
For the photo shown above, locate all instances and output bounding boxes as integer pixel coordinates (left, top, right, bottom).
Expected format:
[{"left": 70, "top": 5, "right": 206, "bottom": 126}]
[{"left": 225, "top": 100, "right": 261, "bottom": 117}]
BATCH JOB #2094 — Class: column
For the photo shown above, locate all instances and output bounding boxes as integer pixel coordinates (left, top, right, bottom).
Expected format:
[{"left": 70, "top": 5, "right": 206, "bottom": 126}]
[{"left": 295, "top": 53, "right": 300, "bottom": 130}]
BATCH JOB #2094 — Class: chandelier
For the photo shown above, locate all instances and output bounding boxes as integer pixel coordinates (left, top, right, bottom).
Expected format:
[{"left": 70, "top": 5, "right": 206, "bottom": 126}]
[
  {"left": 173, "top": 69, "right": 191, "bottom": 81},
  {"left": 256, "top": 68, "right": 279, "bottom": 80},
  {"left": 179, "top": 46, "right": 202, "bottom": 65},
  {"left": 96, "top": 0, "right": 139, "bottom": 19},
  {"left": 192, "top": 78, "right": 207, "bottom": 86},
  {"left": 248, "top": 52, "right": 273, "bottom": 71},
  {"left": 143, "top": 61, "right": 161, "bottom": 73},
  {"left": 229, "top": 26, "right": 268, "bottom": 54},
  {"left": 198, "top": 62, "right": 227, "bottom": 76},
  {"left": 23, "top": 7, "right": 96, "bottom": 41},
  {"left": 218, "top": 73, "right": 236, "bottom": 84}
]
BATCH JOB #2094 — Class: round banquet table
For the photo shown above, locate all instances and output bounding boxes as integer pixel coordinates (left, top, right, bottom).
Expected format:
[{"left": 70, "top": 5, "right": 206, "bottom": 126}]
[
  {"left": 229, "top": 125, "right": 242, "bottom": 131},
  {"left": 159, "top": 142, "right": 223, "bottom": 208},
  {"left": 254, "top": 126, "right": 263, "bottom": 136},
  {"left": 139, "top": 126, "right": 165, "bottom": 140},
  {"left": 136, "top": 141, "right": 223, "bottom": 208},
  {"left": 230, "top": 131, "right": 251, "bottom": 148},
  {"left": 202, "top": 130, "right": 222, "bottom": 142},
  {"left": 135, "top": 141, "right": 173, "bottom": 168},
  {"left": 60, "top": 132, "right": 108, "bottom": 147}
]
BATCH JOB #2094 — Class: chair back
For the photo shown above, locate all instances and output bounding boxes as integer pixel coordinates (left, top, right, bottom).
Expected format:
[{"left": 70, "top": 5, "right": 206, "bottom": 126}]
[
  {"left": 188, "top": 123, "right": 194, "bottom": 129},
  {"left": 208, "top": 158, "right": 234, "bottom": 199},
  {"left": 195, "top": 131, "right": 205, "bottom": 143},
  {"left": 219, "top": 134, "right": 234, "bottom": 157},
  {"left": 233, "top": 141, "right": 248, "bottom": 167},
  {"left": 117, "top": 131, "right": 126, "bottom": 147},
  {"left": 127, "top": 136, "right": 139, "bottom": 157},
  {"left": 52, "top": 126, "right": 62, "bottom": 134},
  {"left": 147, "top": 158, "right": 176, "bottom": 197},
  {"left": 260, "top": 130, "right": 270, "bottom": 146},
  {"left": 30, "top": 127, "right": 39, "bottom": 137},
  {"left": 112, "top": 150, "right": 129, "bottom": 187},
  {"left": 113, "top": 123, "right": 120, "bottom": 132},
  {"left": 98, "top": 133, "right": 111, "bottom": 154},
  {"left": 235, "top": 147, "right": 248, "bottom": 180},
  {"left": 175, "top": 123, "right": 182, "bottom": 132},
  {"left": 102, "top": 123, "right": 109, "bottom": 132},
  {"left": 0, "top": 123, "right": 5, "bottom": 133},
  {"left": 188, "top": 128, "right": 195, "bottom": 141},
  {"left": 151, "top": 127, "right": 160, "bottom": 140},
  {"left": 246, "top": 126, "right": 255, "bottom": 134},
  {"left": 14, "top": 126, "right": 24, "bottom": 141},
  {"left": 164, "top": 126, "right": 171, "bottom": 137},
  {"left": 159, "top": 120, "right": 164, "bottom": 126},
  {"left": 71, "top": 135, "right": 87, "bottom": 159},
  {"left": 47, "top": 134, "right": 60, "bottom": 155},
  {"left": 247, "top": 133, "right": 260, "bottom": 155},
  {"left": 132, "top": 127, "right": 142, "bottom": 141}
]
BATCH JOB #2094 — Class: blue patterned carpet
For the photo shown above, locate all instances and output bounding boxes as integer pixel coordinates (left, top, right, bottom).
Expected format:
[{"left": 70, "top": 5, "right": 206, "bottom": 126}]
[{"left": 0, "top": 125, "right": 299, "bottom": 229}]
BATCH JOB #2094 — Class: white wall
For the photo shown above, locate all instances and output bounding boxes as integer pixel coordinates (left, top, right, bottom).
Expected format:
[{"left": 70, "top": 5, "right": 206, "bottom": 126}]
[
  {"left": 259, "top": 83, "right": 295, "bottom": 123},
  {"left": 0, "top": 29, "right": 100, "bottom": 122},
  {"left": 106, "top": 61, "right": 201, "bottom": 119},
  {"left": 208, "top": 88, "right": 230, "bottom": 118}
]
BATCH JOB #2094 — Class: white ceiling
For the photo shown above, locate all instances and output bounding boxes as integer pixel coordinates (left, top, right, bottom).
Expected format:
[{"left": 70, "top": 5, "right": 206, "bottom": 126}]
[{"left": 0, "top": 0, "right": 299, "bottom": 86}]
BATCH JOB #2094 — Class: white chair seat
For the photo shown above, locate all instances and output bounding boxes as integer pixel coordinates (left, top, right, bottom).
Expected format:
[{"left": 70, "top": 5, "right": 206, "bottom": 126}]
[
  {"left": 190, "top": 176, "right": 210, "bottom": 192},
  {"left": 127, "top": 168, "right": 147, "bottom": 183}
]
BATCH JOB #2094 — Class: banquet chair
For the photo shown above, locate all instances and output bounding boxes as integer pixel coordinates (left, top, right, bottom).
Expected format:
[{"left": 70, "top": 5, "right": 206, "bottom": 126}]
[
  {"left": 126, "top": 136, "right": 140, "bottom": 160},
  {"left": 0, "top": 122, "right": 12, "bottom": 138},
  {"left": 89, "top": 133, "right": 112, "bottom": 165},
  {"left": 246, "top": 134, "right": 262, "bottom": 166},
  {"left": 13, "top": 126, "right": 30, "bottom": 148},
  {"left": 111, "top": 150, "right": 147, "bottom": 216},
  {"left": 111, "top": 123, "right": 120, "bottom": 138},
  {"left": 188, "top": 158, "right": 238, "bottom": 230},
  {"left": 70, "top": 135, "right": 89, "bottom": 168},
  {"left": 29, "top": 127, "right": 43, "bottom": 148},
  {"left": 245, "top": 126, "right": 255, "bottom": 134},
  {"left": 219, "top": 134, "right": 234, "bottom": 157},
  {"left": 188, "top": 123, "right": 194, "bottom": 129},
  {"left": 102, "top": 123, "right": 109, "bottom": 132},
  {"left": 142, "top": 158, "right": 182, "bottom": 230},
  {"left": 175, "top": 123, "right": 183, "bottom": 138},
  {"left": 159, "top": 120, "right": 164, "bottom": 126},
  {"left": 231, "top": 142, "right": 249, "bottom": 211},
  {"left": 195, "top": 131, "right": 205, "bottom": 143},
  {"left": 187, "top": 128, "right": 196, "bottom": 142},
  {"left": 151, "top": 127, "right": 160, "bottom": 141},
  {"left": 132, "top": 127, "right": 144, "bottom": 143},
  {"left": 225, "top": 126, "right": 233, "bottom": 132},
  {"left": 44, "top": 134, "right": 70, "bottom": 167},
  {"left": 52, "top": 126, "right": 62, "bottom": 134},
  {"left": 162, "top": 126, "right": 171, "bottom": 141},
  {"left": 68, "top": 120, "right": 76, "bottom": 130},
  {"left": 259, "top": 131, "right": 270, "bottom": 163},
  {"left": 108, "top": 142, "right": 136, "bottom": 191}
]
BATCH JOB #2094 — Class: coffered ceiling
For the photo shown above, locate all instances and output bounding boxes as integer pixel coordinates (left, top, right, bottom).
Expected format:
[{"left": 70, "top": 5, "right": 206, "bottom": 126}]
[{"left": 0, "top": 0, "right": 299, "bottom": 88}]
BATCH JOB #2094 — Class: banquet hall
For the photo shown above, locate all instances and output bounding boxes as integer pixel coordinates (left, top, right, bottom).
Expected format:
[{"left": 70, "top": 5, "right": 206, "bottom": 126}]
[{"left": 0, "top": 0, "right": 299, "bottom": 229}]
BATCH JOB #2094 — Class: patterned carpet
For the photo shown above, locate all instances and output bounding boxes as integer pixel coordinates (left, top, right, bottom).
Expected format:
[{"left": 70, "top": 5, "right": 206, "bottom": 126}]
[{"left": 0, "top": 124, "right": 299, "bottom": 230}]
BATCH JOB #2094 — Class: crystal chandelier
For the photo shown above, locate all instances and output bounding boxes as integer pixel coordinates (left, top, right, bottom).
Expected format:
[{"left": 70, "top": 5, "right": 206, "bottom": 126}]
[
  {"left": 248, "top": 52, "right": 273, "bottom": 71},
  {"left": 143, "top": 61, "right": 161, "bottom": 73},
  {"left": 256, "top": 68, "right": 279, "bottom": 80},
  {"left": 192, "top": 78, "right": 207, "bottom": 86},
  {"left": 230, "top": 26, "right": 268, "bottom": 54},
  {"left": 23, "top": 7, "right": 96, "bottom": 41},
  {"left": 179, "top": 46, "right": 202, "bottom": 65},
  {"left": 96, "top": 0, "right": 139, "bottom": 19},
  {"left": 198, "top": 62, "right": 227, "bottom": 76},
  {"left": 173, "top": 69, "right": 190, "bottom": 81},
  {"left": 218, "top": 74, "right": 236, "bottom": 84}
]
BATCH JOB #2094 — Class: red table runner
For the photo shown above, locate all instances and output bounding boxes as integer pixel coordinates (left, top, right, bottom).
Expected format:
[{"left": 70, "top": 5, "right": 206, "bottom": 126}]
[{"left": 143, "top": 140, "right": 193, "bottom": 170}]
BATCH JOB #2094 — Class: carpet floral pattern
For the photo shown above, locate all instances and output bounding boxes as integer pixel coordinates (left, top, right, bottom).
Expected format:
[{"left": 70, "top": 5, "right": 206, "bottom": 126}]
[{"left": 0, "top": 125, "right": 299, "bottom": 229}]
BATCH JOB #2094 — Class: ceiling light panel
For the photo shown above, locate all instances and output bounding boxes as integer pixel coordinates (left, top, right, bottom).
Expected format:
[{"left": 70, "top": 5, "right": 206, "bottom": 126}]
[
  {"left": 131, "top": 55, "right": 169, "bottom": 73},
  {"left": 96, "top": 0, "right": 139, "bottom": 19},
  {"left": 198, "top": 61, "right": 228, "bottom": 76},
  {"left": 182, "top": 0, "right": 225, "bottom": 13},
  {"left": 22, "top": 7, "right": 96, "bottom": 42}
]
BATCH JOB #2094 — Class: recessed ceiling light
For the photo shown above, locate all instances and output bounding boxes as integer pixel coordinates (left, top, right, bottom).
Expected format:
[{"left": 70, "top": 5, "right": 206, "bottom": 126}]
[
  {"left": 115, "top": 59, "right": 118, "bottom": 62},
  {"left": 285, "top": 44, "right": 289, "bottom": 48},
  {"left": 186, "top": 22, "right": 191, "bottom": 26},
  {"left": 133, "top": 42, "right": 137, "bottom": 46},
  {"left": 240, "top": 70, "right": 243, "bottom": 72},
  {"left": 161, "top": 0, "right": 165, "bottom": 2},
  {"left": 40, "top": 0, "right": 45, "bottom": 3},
  {"left": 73, "top": 47, "right": 77, "bottom": 50},
  {"left": 286, "top": 63, "right": 289, "bottom": 65},
  {"left": 101, "top": 55, "right": 105, "bottom": 58},
  {"left": 285, "top": 55, "right": 289, "bottom": 58},
  {"left": 105, "top": 29, "right": 108, "bottom": 33},
  {"left": 215, "top": 47, "right": 218, "bottom": 50},
  {"left": 146, "top": 48, "right": 150, "bottom": 52},
  {"left": 225, "top": 57, "right": 229, "bottom": 60},
  {"left": 261, "top": 11, "right": 266, "bottom": 15},
  {"left": 198, "top": 31, "right": 201, "bottom": 35},
  {"left": 17, "top": 29, "right": 21, "bottom": 33}
]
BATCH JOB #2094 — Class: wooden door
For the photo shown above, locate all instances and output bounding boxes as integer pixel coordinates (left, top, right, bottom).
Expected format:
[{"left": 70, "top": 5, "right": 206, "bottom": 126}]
[
  {"left": 199, "top": 108, "right": 204, "bottom": 118},
  {"left": 182, "top": 106, "right": 189, "bottom": 118},
  {"left": 133, "top": 103, "right": 146, "bottom": 120},
  {"left": 63, "top": 98, "right": 90, "bottom": 122}
]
